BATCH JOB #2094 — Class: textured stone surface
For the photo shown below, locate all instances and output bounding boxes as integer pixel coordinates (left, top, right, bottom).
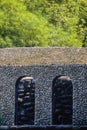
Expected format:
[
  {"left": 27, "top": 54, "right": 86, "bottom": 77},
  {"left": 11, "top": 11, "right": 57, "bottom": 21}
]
[
  {"left": 0, "top": 65, "right": 87, "bottom": 127},
  {"left": 0, "top": 47, "right": 87, "bottom": 65}
]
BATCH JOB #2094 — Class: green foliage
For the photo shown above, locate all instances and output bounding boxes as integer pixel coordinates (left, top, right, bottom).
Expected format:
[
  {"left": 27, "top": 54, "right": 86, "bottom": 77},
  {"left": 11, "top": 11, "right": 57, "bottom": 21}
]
[
  {"left": 0, "top": 0, "right": 87, "bottom": 47},
  {"left": 78, "top": 0, "right": 87, "bottom": 46}
]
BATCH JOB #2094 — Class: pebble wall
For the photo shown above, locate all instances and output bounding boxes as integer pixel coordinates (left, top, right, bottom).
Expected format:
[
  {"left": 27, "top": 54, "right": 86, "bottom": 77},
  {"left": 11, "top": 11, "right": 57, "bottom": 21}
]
[{"left": 0, "top": 64, "right": 87, "bottom": 127}]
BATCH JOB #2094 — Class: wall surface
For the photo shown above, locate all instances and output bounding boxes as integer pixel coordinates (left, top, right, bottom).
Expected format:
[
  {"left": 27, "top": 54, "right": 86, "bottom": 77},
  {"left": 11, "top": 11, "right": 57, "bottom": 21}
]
[
  {"left": 0, "top": 47, "right": 87, "bottom": 65},
  {"left": 0, "top": 65, "right": 87, "bottom": 127}
]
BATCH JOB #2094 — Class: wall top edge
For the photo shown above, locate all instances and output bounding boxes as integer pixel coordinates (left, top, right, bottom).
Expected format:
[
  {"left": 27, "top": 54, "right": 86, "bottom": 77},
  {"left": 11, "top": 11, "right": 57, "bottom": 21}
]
[
  {"left": 0, "top": 47, "right": 87, "bottom": 65},
  {"left": 0, "top": 64, "right": 87, "bottom": 67}
]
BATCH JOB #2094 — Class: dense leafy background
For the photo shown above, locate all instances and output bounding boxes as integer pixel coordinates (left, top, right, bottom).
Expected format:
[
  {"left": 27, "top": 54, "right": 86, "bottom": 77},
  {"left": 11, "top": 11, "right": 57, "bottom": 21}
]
[{"left": 0, "top": 0, "right": 87, "bottom": 47}]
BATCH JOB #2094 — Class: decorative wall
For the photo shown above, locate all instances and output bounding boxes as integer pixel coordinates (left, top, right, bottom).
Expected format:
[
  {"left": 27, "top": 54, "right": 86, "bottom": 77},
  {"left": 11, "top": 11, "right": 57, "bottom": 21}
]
[
  {"left": 0, "top": 47, "right": 87, "bottom": 127},
  {"left": 0, "top": 64, "right": 87, "bottom": 127}
]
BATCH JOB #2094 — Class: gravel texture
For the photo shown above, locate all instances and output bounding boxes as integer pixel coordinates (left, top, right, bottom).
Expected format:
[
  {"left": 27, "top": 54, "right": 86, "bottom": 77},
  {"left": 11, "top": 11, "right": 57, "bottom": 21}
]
[
  {"left": 0, "top": 47, "right": 87, "bottom": 127},
  {"left": 0, "top": 65, "right": 87, "bottom": 127}
]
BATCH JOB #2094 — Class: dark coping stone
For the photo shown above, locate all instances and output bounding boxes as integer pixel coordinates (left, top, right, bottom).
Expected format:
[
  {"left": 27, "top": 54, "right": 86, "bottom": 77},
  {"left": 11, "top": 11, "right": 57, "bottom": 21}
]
[{"left": 1, "top": 125, "right": 85, "bottom": 130}]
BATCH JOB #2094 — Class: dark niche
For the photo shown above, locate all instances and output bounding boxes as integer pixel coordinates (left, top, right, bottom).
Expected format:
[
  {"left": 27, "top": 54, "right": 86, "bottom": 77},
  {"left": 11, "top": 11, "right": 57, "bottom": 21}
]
[
  {"left": 15, "top": 76, "right": 35, "bottom": 125},
  {"left": 52, "top": 75, "right": 73, "bottom": 125}
]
